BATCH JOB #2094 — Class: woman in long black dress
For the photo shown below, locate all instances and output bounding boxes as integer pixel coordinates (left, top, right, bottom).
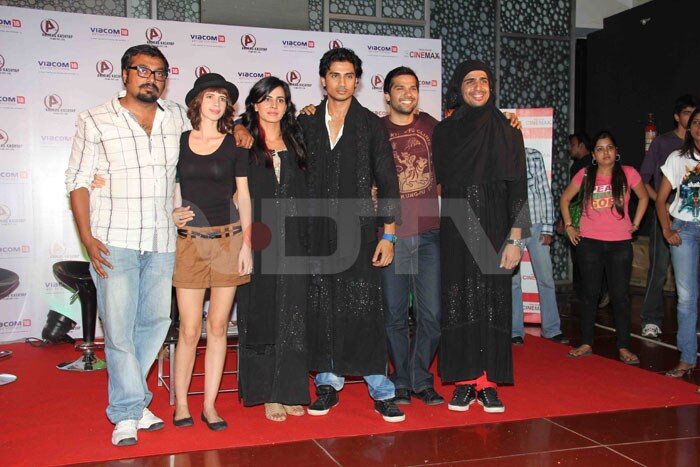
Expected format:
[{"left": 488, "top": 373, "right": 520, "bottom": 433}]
[
  {"left": 432, "top": 60, "right": 529, "bottom": 414},
  {"left": 235, "top": 76, "right": 310, "bottom": 421}
]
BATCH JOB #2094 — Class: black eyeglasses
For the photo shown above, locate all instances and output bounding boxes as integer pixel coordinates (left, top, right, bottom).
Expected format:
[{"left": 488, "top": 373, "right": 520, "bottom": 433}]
[{"left": 128, "top": 65, "right": 168, "bottom": 81}]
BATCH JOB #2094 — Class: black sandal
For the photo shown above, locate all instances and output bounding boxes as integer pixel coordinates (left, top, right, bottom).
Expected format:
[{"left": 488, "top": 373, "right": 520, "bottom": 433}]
[{"left": 665, "top": 365, "right": 695, "bottom": 378}]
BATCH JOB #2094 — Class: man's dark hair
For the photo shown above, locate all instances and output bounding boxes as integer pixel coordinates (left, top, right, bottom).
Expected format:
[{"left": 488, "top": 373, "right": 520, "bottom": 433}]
[
  {"left": 120, "top": 44, "right": 169, "bottom": 73},
  {"left": 383, "top": 66, "right": 419, "bottom": 94},
  {"left": 319, "top": 47, "right": 363, "bottom": 78},
  {"left": 569, "top": 132, "right": 590, "bottom": 151},
  {"left": 673, "top": 94, "right": 700, "bottom": 115}
]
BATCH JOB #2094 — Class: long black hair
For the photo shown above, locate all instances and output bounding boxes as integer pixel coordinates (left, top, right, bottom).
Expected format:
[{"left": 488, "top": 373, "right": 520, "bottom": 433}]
[
  {"left": 680, "top": 107, "right": 700, "bottom": 159},
  {"left": 582, "top": 130, "right": 627, "bottom": 219},
  {"left": 242, "top": 76, "right": 306, "bottom": 169}
]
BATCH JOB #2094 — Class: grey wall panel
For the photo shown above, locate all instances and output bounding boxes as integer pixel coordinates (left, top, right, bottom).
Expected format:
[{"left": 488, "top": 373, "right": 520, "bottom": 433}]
[{"left": 201, "top": 0, "right": 309, "bottom": 30}]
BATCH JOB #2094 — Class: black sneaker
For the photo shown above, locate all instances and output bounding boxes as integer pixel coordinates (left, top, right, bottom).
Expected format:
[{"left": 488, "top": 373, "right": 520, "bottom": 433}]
[
  {"left": 374, "top": 399, "right": 406, "bottom": 422},
  {"left": 447, "top": 384, "right": 476, "bottom": 412},
  {"left": 511, "top": 336, "right": 524, "bottom": 345},
  {"left": 307, "top": 385, "right": 339, "bottom": 416},
  {"left": 547, "top": 334, "right": 570, "bottom": 345},
  {"left": 393, "top": 387, "right": 411, "bottom": 405},
  {"left": 477, "top": 387, "right": 505, "bottom": 413},
  {"left": 412, "top": 387, "right": 445, "bottom": 405}
]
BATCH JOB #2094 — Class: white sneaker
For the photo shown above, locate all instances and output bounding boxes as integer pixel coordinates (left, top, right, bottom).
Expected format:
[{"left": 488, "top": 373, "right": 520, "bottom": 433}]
[
  {"left": 112, "top": 420, "right": 138, "bottom": 446},
  {"left": 641, "top": 324, "right": 661, "bottom": 338},
  {"left": 137, "top": 408, "right": 164, "bottom": 431}
]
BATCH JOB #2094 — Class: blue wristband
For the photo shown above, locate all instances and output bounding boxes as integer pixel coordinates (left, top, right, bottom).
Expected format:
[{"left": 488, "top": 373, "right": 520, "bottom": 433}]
[{"left": 382, "top": 233, "right": 397, "bottom": 243}]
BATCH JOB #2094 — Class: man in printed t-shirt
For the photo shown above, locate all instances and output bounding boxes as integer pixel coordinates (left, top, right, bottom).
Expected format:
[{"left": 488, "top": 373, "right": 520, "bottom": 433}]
[{"left": 379, "top": 67, "right": 444, "bottom": 406}]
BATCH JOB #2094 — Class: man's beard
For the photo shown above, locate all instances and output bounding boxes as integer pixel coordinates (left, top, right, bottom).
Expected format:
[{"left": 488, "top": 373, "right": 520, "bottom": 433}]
[{"left": 136, "top": 84, "right": 159, "bottom": 103}]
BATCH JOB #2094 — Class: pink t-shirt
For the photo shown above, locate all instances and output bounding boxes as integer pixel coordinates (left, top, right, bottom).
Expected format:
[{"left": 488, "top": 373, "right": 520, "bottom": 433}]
[{"left": 572, "top": 165, "right": 642, "bottom": 241}]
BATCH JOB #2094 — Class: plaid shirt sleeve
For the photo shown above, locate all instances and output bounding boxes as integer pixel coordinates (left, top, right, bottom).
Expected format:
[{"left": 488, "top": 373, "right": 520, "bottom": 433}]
[{"left": 526, "top": 148, "right": 555, "bottom": 236}]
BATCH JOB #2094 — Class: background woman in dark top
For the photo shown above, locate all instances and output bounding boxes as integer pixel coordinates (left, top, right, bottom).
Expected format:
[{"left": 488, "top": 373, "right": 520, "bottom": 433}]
[
  {"left": 171, "top": 73, "right": 252, "bottom": 431},
  {"left": 234, "top": 76, "right": 310, "bottom": 422}
]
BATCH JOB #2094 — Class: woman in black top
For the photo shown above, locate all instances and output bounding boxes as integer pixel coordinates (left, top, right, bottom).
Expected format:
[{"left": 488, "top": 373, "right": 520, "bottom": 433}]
[
  {"left": 171, "top": 73, "right": 252, "bottom": 431},
  {"left": 234, "top": 76, "right": 310, "bottom": 422}
]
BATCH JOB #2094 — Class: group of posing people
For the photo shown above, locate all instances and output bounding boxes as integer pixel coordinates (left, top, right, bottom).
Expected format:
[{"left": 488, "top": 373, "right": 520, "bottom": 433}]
[{"left": 65, "top": 43, "right": 698, "bottom": 448}]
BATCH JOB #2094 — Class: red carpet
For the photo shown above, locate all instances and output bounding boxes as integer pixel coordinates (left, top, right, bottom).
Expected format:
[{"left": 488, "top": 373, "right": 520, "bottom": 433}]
[{"left": 1, "top": 337, "right": 698, "bottom": 466}]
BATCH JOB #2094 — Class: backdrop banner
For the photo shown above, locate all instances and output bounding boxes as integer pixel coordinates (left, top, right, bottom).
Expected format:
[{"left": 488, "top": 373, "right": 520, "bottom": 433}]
[{"left": 0, "top": 5, "right": 442, "bottom": 343}]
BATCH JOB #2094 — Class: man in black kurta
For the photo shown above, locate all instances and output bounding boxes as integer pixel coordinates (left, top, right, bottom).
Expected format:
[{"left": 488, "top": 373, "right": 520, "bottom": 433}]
[
  {"left": 433, "top": 60, "right": 529, "bottom": 414},
  {"left": 297, "top": 48, "right": 404, "bottom": 422}
]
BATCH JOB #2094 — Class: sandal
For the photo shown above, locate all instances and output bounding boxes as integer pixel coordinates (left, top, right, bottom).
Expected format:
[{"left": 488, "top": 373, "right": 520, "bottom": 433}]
[
  {"left": 264, "top": 403, "right": 287, "bottom": 422},
  {"left": 665, "top": 365, "right": 695, "bottom": 378},
  {"left": 619, "top": 350, "right": 640, "bottom": 365},
  {"left": 567, "top": 345, "right": 592, "bottom": 359},
  {"left": 282, "top": 405, "right": 305, "bottom": 417}
]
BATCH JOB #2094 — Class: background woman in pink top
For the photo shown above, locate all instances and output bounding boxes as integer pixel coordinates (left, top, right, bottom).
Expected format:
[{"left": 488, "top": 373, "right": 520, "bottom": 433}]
[{"left": 560, "top": 130, "right": 649, "bottom": 362}]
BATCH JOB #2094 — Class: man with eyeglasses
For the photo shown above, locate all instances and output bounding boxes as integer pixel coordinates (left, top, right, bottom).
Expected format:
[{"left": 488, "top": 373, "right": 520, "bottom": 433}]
[
  {"left": 67, "top": 44, "right": 201, "bottom": 446},
  {"left": 639, "top": 94, "right": 699, "bottom": 339}
]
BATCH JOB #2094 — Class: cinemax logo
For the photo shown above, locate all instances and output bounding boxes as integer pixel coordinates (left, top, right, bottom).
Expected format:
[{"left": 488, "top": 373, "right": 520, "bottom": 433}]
[
  {"left": 195, "top": 66, "right": 210, "bottom": 78},
  {"left": 419, "top": 80, "right": 439, "bottom": 87},
  {"left": 237, "top": 71, "right": 271, "bottom": 82},
  {"left": 38, "top": 60, "right": 79, "bottom": 74},
  {"left": 409, "top": 50, "right": 440, "bottom": 59},
  {"left": 328, "top": 39, "right": 343, "bottom": 49},
  {"left": 0, "top": 54, "right": 20, "bottom": 74},
  {"left": 367, "top": 45, "right": 398, "bottom": 54},
  {"left": 370, "top": 74, "right": 384, "bottom": 91},
  {"left": 282, "top": 40, "right": 315, "bottom": 50},
  {"left": 285, "top": 70, "right": 312, "bottom": 89},
  {"left": 0, "top": 95, "right": 25, "bottom": 106},
  {"left": 145, "top": 27, "right": 174, "bottom": 46},
  {"left": 191, "top": 34, "right": 225, "bottom": 44},
  {"left": 0, "top": 18, "right": 21, "bottom": 29},
  {"left": 95, "top": 60, "right": 120, "bottom": 80},
  {"left": 90, "top": 26, "right": 129, "bottom": 39},
  {"left": 40, "top": 19, "right": 73, "bottom": 40}
]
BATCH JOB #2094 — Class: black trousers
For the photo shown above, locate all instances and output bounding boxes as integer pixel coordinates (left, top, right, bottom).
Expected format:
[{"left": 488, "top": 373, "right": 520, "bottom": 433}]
[{"left": 576, "top": 238, "right": 633, "bottom": 349}]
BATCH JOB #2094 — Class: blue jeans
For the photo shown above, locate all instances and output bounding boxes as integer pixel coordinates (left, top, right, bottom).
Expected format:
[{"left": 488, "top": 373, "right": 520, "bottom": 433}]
[
  {"left": 641, "top": 209, "right": 670, "bottom": 328},
  {"left": 668, "top": 219, "right": 700, "bottom": 365},
  {"left": 315, "top": 372, "right": 395, "bottom": 401},
  {"left": 512, "top": 223, "right": 562, "bottom": 338},
  {"left": 381, "top": 230, "right": 441, "bottom": 392},
  {"left": 90, "top": 246, "right": 175, "bottom": 423}
]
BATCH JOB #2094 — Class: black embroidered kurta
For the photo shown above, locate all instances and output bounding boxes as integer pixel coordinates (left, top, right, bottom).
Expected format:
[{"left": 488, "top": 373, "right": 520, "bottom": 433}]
[
  {"left": 299, "top": 97, "right": 400, "bottom": 376},
  {"left": 236, "top": 144, "right": 311, "bottom": 406}
]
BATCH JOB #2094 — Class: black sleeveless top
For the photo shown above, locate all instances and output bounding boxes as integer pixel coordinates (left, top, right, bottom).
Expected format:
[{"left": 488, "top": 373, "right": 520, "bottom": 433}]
[{"left": 177, "top": 131, "right": 246, "bottom": 227}]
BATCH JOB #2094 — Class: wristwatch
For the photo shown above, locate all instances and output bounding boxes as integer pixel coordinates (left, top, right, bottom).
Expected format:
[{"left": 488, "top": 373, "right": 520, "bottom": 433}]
[
  {"left": 381, "top": 233, "right": 397, "bottom": 243},
  {"left": 506, "top": 238, "right": 523, "bottom": 247}
]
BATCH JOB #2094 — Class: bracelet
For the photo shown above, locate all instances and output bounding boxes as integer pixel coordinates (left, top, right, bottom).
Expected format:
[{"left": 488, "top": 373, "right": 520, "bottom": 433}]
[
  {"left": 381, "top": 233, "right": 397, "bottom": 244},
  {"left": 506, "top": 238, "right": 523, "bottom": 247},
  {"left": 565, "top": 223, "right": 573, "bottom": 228}
]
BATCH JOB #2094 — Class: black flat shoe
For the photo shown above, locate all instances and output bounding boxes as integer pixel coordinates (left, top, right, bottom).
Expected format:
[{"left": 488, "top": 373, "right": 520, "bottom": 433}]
[
  {"left": 173, "top": 412, "right": 194, "bottom": 428},
  {"left": 201, "top": 412, "right": 228, "bottom": 431},
  {"left": 393, "top": 388, "right": 411, "bottom": 405}
]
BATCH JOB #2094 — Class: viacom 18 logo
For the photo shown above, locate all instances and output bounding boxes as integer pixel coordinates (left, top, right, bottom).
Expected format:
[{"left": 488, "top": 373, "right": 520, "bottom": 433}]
[
  {"left": 328, "top": 39, "right": 343, "bottom": 49},
  {"left": 90, "top": 26, "right": 129, "bottom": 40},
  {"left": 240, "top": 34, "right": 267, "bottom": 53},
  {"left": 95, "top": 59, "right": 119, "bottom": 80},
  {"left": 285, "top": 70, "right": 312, "bottom": 89},
  {"left": 145, "top": 27, "right": 174, "bottom": 46},
  {"left": 195, "top": 65, "right": 210, "bottom": 78},
  {"left": 236, "top": 70, "right": 271, "bottom": 83},
  {"left": 191, "top": 33, "right": 225, "bottom": 46},
  {"left": 371, "top": 74, "right": 384, "bottom": 91},
  {"left": 40, "top": 19, "right": 73, "bottom": 40},
  {"left": 0, "top": 95, "right": 25, "bottom": 108},
  {"left": 366, "top": 44, "right": 398, "bottom": 55},
  {"left": 38, "top": 60, "right": 79, "bottom": 74},
  {"left": 281, "top": 39, "right": 315, "bottom": 53},
  {"left": 0, "top": 18, "right": 22, "bottom": 30}
]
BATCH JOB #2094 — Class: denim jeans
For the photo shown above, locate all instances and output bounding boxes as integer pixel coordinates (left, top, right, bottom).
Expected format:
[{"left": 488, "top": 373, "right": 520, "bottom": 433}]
[
  {"left": 381, "top": 230, "right": 441, "bottom": 392},
  {"left": 668, "top": 219, "right": 700, "bottom": 365},
  {"left": 512, "top": 223, "right": 562, "bottom": 339},
  {"left": 576, "top": 238, "right": 633, "bottom": 349},
  {"left": 90, "top": 246, "right": 175, "bottom": 423},
  {"left": 641, "top": 209, "right": 671, "bottom": 328},
  {"left": 315, "top": 372, "right": 395, "bottom": 401}
]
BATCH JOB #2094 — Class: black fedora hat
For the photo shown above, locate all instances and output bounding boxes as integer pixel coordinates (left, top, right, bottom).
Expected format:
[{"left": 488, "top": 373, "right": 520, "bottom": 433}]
[{"left": 185, "top": 72, "right": 239, "bottom": 106}]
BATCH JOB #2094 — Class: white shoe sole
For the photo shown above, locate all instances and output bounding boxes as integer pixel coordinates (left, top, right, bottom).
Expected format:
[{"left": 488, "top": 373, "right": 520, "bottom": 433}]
[
  {"left": 307, "top": 408, "right": 330, "bottom": 416},
  {"left": 376, "top": 411, "right": 406, "bottom": 422},
  {"left": 478, "top": 400, "right": 505, "bottom": 413},
  {"left": 447, "top": 401, "right": 473, "bottom": 412},
  {"left": 113, "top": 436, "right": 137, "bottom": 447}
]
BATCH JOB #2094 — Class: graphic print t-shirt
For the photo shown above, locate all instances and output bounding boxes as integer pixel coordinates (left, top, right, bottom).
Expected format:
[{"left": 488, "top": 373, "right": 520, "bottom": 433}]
[
  {"left": 572, "top": 165, "right": 642, "bottom": 241},
  {"left": 382, "top": 112, "right": 440, "bottom": 237},
  {"left": 661, "top": 149, "right": 700, "bottom": 222}
]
